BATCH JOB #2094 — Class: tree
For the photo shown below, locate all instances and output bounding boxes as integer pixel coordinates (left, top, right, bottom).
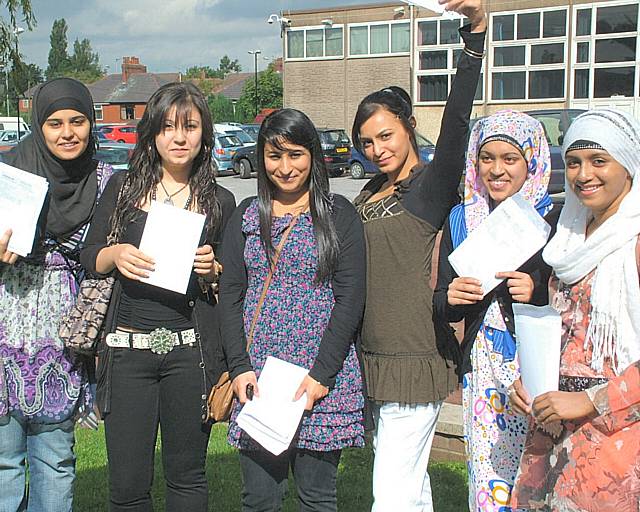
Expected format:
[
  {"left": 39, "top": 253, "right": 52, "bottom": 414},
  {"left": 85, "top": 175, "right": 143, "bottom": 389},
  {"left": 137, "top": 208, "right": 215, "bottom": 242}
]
[
  {"left": 207, "top": 94, "right": 235, "bottom": 123},
  {"left": 0, "top": 0, "right": 35, "bottom": 65},
  {"left": 218, "top": 55, "right": 241, "bottom": 77},
  {"left": 237, "top": 67, "right": 282, "bottom": 122},
  {"left": 46, "top": 18, "right": 70, "bottom": 80},
  {"left": 11, "top": 62, "right": 42, "bottom": 96},
  {"left": 185, "top": 65, "right": 222, "bottom": 79},
  {"left": 67, "top": 38, "right": 102, "bottom": 83}
]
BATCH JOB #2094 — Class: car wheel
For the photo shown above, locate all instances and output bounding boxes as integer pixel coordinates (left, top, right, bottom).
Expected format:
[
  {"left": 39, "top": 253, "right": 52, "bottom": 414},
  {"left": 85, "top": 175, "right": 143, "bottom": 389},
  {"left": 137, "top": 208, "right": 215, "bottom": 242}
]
[
  {"left": 239, "top": 158, "right": 252, "bottom": 179},
  {"left": 117, "top": 139, "right": 125, "bottom": 143},
  {"left": 232, "top": 161, "right": 241, "bottom": 175},
  {"left": 350, "top": 162, "right": 366, "bottom": 179}
]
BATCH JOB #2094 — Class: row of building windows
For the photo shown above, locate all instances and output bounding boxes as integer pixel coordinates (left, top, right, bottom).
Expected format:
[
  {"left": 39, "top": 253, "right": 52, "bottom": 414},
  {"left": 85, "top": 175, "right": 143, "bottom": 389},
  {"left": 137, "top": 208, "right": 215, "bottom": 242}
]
[
  {"left": 415, "top": 2, "right": 639, "bottom": 103},
  {"left": 286, "top": 21, "right": 410, "bottom": 60}
]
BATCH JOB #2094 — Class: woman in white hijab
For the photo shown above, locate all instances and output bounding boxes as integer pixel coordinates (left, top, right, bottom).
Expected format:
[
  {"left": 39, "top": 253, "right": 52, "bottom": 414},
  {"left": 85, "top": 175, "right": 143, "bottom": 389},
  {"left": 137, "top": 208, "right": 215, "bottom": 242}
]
[{"left": 509, "top": 108, "right": 640, "bottom": 511}]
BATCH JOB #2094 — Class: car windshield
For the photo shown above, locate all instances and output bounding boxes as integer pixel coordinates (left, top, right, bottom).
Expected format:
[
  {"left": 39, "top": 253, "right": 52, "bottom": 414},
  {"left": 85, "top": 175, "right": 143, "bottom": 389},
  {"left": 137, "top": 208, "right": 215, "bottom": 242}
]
[
  {"left": 320, "top": 130, "right": 350, "bottom": 145},
  {"left": 95, "top": 148, "right": 130, "bottom": 165},
  {"left": 226, "top": 129, "right": 253, "bottom": 144},
  {"left": 100, "top": 127, "right": 113, "bottom": 133},
  {"left": 218, "top": 135, "right": 242, "bottom": 148},
  {"left": 416, "top": 132, "right": 434, "bottom": 147}
]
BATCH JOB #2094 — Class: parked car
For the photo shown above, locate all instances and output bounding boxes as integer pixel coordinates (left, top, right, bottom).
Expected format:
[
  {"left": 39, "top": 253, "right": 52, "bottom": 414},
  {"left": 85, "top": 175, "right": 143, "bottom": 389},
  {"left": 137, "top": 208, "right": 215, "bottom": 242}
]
[
  {"left": 317, "top": 128, "right": 351, "bottom": 177},
  {"left": 214, "top": 123, "right": 255, "bottom": 147},
  {"left": 232, "top": 144, "right": 258, "bottom": 179},
  {"left": 0, "top": 130, "right": 30, "bottom": 144},
  {"left": 94, "top": 130, "right": 110, "bottom": 144},
  {"left": 241, "top": 124, "right": 261, "bottom": 141},
  {"left": 95, "top": 143, "right": 135, "bottom": 171},
  {"left": 100, "top": 124, "right": 138, "bottom": 144},
  {"left": 349, "top": 132, "right": 435, "bottom": 179},
  {"left": 524, "top": 109, "right": 586, "bottom": 195},
  {"left": 231, "top": 127, "right": 353, "bottom": 179},
  {"left": 212, "top": 133, "right": 244, "bottom": 173}
]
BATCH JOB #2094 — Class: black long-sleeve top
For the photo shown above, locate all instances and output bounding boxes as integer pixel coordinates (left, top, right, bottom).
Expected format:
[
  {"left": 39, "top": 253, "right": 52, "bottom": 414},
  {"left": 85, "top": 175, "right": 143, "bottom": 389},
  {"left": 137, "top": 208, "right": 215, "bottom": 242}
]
[
  {"left": 79, "top": 171, "right": 236, "bottom": 417},
  {"left": 433, "top": 205, "right": 561, "bottom": 378},
  {"left": 219, "top": 194, "right": 366, "bottom": 388},
  {"left": 353, "top": 25, "right": 486, "bottom": 405}
]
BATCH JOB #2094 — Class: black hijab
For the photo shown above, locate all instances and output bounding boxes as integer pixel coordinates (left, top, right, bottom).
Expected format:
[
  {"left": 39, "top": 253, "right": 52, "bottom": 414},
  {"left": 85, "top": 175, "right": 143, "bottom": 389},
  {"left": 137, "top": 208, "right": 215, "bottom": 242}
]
[{"left": 4, "top": 77, "right": 98, "bottom": 239}]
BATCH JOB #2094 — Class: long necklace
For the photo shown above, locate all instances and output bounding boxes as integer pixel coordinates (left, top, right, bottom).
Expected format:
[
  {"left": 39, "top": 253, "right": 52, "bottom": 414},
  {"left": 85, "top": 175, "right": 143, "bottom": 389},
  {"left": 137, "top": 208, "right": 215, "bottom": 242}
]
[
  {"left": 159, "top": 180, "right": 189, "bottom": 206},
  {"left": 152, "top": 183, "right": 193, "bottom": 210}
]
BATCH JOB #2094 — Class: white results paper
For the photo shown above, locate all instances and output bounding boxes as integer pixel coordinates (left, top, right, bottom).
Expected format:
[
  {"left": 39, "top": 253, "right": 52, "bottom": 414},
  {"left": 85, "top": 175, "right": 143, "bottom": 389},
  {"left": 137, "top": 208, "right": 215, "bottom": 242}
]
[
  {"left": 401, "top": 0, "right": 463, "bottom": 18},
  {"left": 0, "top": 162, "right": 49, "bottom": 257},
  {"left": 448, "top": 194, "right": 552, "bottom": 295},
  {"left": 236, "top": 356, "right": 309, "bottom": 456},
  {"left": 513, "top": 303, "right": 562, "bottom": 399},
  {"left": 138, "top": 201, "right": 205, "bottom": 294}
]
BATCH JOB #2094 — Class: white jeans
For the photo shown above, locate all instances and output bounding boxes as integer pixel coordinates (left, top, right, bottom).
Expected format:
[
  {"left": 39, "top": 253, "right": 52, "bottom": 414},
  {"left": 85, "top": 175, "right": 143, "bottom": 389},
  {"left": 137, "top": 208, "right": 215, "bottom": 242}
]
[{"left": 371, "top": 401, "right": 443, "bottom": 512}]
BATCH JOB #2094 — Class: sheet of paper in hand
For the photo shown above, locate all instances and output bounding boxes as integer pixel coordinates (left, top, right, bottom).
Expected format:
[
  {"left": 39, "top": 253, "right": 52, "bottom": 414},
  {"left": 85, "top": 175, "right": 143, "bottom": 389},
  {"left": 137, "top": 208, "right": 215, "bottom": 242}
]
[
  {"left": 401, "top": 0, "right": 463, "bottom": 19},
  {"left": 513, "top": 303, "right": 562, "bottom": 399},
  {"left": 0, "top": 162, "right": 49, "bottom": 257},
  {"left": 448, "top": 193, "right": 552, "bottom": 296},
  {"left": 236, "top": 356, "right": 309, "bottom": 456},
  {"left": 138, "top": 201, "right": 205, "bottom": 294}
]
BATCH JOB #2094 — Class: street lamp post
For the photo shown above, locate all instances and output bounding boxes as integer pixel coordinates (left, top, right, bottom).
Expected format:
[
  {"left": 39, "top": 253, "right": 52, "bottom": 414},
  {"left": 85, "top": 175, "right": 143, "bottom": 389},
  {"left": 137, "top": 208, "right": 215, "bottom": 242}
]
[
  {"left": 248, "top": 50, "right": 261, "bottom": 119},
  {"left": 231, "top": 99, "right": 237, "bottom": 121},
  {"left": 14, "top": 27, "right": 24, "bottom": 140}
]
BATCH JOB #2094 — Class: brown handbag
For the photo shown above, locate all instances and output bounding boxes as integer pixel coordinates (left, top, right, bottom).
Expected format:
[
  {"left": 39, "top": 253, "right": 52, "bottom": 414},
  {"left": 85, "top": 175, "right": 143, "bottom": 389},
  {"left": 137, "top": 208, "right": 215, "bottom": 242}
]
[{"left": 207, "top": 216, "right": 299, "bottom": 422}]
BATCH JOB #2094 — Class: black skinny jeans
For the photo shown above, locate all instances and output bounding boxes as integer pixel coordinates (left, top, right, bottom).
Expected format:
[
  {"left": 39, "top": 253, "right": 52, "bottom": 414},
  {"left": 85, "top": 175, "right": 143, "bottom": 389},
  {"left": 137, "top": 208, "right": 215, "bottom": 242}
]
[
  {"left": 104, "top": 345, "right": 211, "bottom": 512},
  {"left": 239, "top": 448, "right": 342, "bottom": 512}
]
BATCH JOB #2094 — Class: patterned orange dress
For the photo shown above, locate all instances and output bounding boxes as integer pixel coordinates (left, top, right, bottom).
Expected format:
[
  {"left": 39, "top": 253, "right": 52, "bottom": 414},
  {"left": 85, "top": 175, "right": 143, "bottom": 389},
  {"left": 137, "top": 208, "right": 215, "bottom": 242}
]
[{"left": 511, "top": 271, "right": 640, "bottom": 511}]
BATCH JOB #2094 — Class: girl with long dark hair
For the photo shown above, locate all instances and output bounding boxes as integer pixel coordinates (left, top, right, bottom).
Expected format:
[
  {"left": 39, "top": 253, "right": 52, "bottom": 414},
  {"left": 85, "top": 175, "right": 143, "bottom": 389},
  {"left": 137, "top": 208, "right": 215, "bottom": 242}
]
[
  {"left": 80, "top": 82, "right": 235, "bottom": 511},
  {"left": 350, "top": 0, "right": 486, "bottom": 509},
  {"left": 220, "top": 108, "right": 366, "bottom": 511},
  {"left": 0, "top": 77, "right": 114, "bottom": 511}
]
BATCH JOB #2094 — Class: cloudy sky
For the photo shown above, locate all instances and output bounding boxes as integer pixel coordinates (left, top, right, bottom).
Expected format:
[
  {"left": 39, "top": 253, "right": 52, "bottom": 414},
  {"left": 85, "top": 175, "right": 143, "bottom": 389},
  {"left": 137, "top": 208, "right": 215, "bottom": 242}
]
[{"left": 9, "top": 0, "right": 388, "bottom": 76}]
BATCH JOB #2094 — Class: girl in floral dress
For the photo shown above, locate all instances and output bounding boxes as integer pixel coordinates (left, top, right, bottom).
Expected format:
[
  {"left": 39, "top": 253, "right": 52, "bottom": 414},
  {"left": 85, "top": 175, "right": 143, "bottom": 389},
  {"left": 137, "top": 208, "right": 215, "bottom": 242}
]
[
  {"left": 434, "top": 111, "right": 559, "bottom": 511},
  {"left": 220, "top": 108, "right": 365, "bottom": 511},
  {"left": 510, "top": 109, "right": 640, "bottom": 511},
  {"left": 0, "top": 78, "right": 113, "bottom": 511}
]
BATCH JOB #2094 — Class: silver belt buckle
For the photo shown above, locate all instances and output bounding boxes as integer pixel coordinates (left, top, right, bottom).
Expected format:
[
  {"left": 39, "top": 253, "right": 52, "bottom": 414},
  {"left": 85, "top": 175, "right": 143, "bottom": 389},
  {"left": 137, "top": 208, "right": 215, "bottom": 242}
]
[{"left": 148, "top": 328, "right": 175, "bottom": 355}]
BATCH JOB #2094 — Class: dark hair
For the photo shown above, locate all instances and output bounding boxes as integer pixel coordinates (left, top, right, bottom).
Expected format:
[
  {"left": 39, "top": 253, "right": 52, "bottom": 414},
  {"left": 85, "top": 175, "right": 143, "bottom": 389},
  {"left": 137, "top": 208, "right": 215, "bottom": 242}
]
[
  {"left": 110, "top": 82, "right": 221, "bottom": 242},
  {"left": 256, "top": 108, "right": 339, "bottom": 283},
  {"left": 351, "top": 85, "right": 419, "bottom": 158}
]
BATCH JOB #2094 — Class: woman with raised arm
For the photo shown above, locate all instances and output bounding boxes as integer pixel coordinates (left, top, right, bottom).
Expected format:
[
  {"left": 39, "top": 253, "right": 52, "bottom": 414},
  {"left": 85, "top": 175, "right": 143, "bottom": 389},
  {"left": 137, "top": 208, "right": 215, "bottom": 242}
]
[{"left": 350, "top": 1, "right": 486, "bottom": 509}]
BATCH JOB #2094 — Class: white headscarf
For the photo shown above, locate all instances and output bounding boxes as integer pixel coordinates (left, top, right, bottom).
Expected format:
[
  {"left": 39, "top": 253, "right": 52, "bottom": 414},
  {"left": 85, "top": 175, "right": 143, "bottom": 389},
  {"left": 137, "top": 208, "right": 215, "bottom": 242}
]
[{"left": 542, "top": 109, "right": 640, "bottom": 374}]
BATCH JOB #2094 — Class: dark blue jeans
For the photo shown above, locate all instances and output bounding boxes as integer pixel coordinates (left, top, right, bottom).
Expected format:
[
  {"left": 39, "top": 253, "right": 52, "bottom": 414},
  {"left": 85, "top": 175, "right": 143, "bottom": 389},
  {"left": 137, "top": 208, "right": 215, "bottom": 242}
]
[
  {"left": 104, "top": 345, "right": 210, "bottom": 512},
  {"left": 239, "top": 448, "right": 342, "bottom": 512}
]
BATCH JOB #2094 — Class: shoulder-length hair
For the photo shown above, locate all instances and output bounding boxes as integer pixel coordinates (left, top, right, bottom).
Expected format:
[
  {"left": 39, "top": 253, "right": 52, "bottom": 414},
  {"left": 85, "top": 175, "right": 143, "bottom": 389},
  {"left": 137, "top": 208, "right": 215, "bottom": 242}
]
[
  {"left": 351, "top": 85, "right": 419, "bottom": 158},
  {"left": 110, "top": 81, "right": 221, "bottom": 242},
  {"left": 256, "top": 108, "right": 339, "bottom": 283}
]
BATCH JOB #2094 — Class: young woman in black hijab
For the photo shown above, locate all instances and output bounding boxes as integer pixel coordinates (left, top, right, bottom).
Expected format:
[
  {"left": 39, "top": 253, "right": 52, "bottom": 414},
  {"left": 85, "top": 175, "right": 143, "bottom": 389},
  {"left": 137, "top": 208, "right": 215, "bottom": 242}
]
[{"left": 0, "top": 78, "right": 114, "bottom": 512}]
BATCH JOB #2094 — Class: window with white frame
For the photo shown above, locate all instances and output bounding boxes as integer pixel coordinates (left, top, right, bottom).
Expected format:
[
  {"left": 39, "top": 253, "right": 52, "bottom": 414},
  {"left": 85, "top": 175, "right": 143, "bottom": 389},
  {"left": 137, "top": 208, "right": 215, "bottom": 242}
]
[
  {"left": 348, "top": 21, "right": 410, "bottom": 57},
  {"left": 94, "top": 104, "right": 104, "bottom": 121},
  {"left": 489, "top": 7, "right": 568, "bottom": 101},
  {"left": 415, "top": 17, "right": 483, "bottom": 103},
  {"left": 286, "top": 26, "right": 344, "bottom": 60},
  {"left": 571, "top": 2, "right": 638, "bottom": 100}
]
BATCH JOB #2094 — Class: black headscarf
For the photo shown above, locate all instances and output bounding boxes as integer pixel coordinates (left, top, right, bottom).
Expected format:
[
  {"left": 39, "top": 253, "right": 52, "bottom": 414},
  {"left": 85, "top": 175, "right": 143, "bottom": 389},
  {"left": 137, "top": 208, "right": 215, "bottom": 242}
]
[{"left": 4, "top": 77, "right": 98, "bottom": 239}]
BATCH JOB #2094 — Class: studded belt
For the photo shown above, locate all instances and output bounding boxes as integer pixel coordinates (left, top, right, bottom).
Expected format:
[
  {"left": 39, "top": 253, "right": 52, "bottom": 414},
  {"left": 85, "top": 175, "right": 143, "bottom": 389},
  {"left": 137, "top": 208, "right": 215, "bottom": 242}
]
[
  {"left": 106, "top": 328, "right": 197, "bottom": 355},
  {"left": 558, "top": 375, "right": 609, "bottom": 393}
]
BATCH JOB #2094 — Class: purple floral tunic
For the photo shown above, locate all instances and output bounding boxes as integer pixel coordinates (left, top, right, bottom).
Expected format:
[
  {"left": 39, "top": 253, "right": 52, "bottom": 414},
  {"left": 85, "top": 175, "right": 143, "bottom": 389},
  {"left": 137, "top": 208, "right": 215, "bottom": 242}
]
[
  {"left": 0, "top": 162, "right": 113, "bottom": 423},
  {"left": 228, "top": 200, "right": 365, "bottom": 452}
]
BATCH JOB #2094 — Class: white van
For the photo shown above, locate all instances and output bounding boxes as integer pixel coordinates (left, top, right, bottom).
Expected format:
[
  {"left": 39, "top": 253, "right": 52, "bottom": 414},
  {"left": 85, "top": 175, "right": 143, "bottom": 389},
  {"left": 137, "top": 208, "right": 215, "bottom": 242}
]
[{"left": 0, "top": 117, "right": 30, "bottom": 133}]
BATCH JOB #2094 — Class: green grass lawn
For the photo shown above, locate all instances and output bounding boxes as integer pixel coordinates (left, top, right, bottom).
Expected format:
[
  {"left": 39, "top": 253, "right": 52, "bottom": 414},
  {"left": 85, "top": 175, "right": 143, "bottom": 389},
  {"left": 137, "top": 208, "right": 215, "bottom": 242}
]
[{"left": 74, "top": 424, "right": 468, "bottom": 511}]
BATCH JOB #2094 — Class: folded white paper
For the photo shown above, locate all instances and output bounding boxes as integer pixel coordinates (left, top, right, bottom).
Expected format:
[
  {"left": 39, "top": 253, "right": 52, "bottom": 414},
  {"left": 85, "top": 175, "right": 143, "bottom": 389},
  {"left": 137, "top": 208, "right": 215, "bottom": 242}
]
[
  {"left": 236, "top": 356, "right": 309, "bottom": 456},
  {"left": 138, "top": 201, "right": 205, "bottom": 294},
  {"left": 513, "top": 304, "right": 562, "bottom": 399},
  {"left": 448, "top": 194, "right": 552, "bottom": 295},
  {"left": 0, "top": 162, "right": 49, "bottom": 257},
  {"left": 401, "top": 0, "right": 463, "bottom": 18}
]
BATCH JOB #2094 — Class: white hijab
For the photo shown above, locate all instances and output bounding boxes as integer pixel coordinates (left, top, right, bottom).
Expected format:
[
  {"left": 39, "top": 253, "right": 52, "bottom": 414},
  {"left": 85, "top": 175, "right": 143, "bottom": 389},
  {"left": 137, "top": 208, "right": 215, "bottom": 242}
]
[{"left": 542, "top": 109, "right": 640, "bottom": 374}]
